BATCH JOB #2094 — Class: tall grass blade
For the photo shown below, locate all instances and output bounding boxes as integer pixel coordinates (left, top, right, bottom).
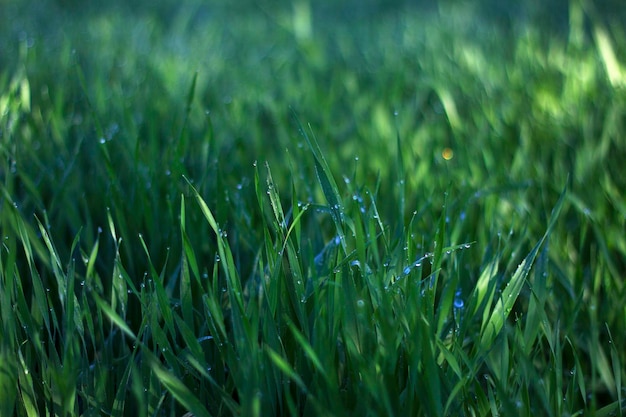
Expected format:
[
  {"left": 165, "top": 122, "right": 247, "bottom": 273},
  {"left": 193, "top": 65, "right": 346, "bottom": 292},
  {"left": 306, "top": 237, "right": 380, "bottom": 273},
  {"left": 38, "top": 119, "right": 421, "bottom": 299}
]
[
  {"left": 480, "top": 187, "right": 566, "bottom": 351},
  {"left": 293, "top": 112, "right": 346, "bottom": 250},
  {"left": 17, "top": 350, "right": 39, "bottom": 417}
]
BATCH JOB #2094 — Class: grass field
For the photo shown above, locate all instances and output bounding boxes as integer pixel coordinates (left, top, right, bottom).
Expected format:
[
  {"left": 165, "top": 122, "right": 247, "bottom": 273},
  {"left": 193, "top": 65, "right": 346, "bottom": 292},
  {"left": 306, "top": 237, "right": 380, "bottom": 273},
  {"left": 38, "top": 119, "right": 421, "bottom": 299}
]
[{"left": 1, "top": 0, "right": 625, "bottom": 415}]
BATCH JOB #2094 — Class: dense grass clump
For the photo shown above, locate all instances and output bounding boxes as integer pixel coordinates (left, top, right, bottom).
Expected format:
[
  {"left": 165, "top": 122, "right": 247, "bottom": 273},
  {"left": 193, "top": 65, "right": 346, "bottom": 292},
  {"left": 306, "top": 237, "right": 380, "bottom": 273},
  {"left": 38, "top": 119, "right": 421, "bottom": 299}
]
[{"left": 1, "top": 0, "right": 625, "bottom": 416}]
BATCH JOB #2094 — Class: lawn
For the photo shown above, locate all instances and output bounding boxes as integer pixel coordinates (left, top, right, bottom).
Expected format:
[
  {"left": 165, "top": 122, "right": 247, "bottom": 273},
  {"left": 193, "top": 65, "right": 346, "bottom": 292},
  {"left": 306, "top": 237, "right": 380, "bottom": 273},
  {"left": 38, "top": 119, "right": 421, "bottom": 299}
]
[{"left": 1, "top": 0, "right": 625, "bottom": 415}]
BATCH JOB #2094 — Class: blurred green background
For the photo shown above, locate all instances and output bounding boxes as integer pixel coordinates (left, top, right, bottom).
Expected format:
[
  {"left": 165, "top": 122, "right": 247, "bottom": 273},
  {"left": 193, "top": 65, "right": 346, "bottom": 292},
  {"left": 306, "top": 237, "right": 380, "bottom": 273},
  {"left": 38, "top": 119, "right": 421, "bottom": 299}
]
[{"left": 2, "top": 0, "right": 625, "bottom": 277}]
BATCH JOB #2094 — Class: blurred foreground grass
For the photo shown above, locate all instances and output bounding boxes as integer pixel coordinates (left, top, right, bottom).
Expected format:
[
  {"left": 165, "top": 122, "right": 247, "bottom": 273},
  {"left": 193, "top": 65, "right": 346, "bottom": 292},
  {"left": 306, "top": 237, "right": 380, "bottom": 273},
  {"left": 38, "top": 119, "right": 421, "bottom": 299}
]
[{"left": 1, "top": 0, "right": 625, "bottom": 415}]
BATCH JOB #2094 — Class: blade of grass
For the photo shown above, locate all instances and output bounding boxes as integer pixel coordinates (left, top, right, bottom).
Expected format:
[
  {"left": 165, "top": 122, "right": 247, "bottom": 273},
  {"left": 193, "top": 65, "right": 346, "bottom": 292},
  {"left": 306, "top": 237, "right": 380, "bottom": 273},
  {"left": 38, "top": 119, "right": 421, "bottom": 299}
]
[
  {"left": 146, "top": 349, "right": 213, "bottom": 417},
  {"left": 17, "top": 349, "right": 39, "bottom": 417},
  {"left": 480, "top": 186, "right": 566, "bottom": 351},
  {"left": 607, "top": 325, "right": 623, "bottom": 417},
  {"left": 523, "top": 242, "right": 550, "bottom": 354},
  {"left": 292, "top": 111, "right": 346, "bottom": 251},
  {"left": 0, "top": 350, "right": 17, "bottom": 417},
  {"left": 92, "top": 292, "right": 136, "bottom": 340},
  {"left": 179, "top": 195, "right": 196, "bottom": 330}
]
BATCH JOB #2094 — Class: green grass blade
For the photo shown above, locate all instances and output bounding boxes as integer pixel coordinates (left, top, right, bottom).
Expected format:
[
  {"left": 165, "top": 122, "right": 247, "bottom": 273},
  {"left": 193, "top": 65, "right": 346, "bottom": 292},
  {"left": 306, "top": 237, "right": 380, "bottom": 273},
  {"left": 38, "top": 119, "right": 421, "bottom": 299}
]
[
  {"left": 607, "top": 325, "right": 623, "bottom": 417},
  {"left": 111, "top": 349, "right": 138, "bottom": 417},
  {"left": 264, "top": 345, "right": 308, "bottom": 393},
  {"left": 184, "top": 177, "right": 219, "bottom": 235},
  {"left": 480, "top": 187, "right": 566, "bottom": 351},
  {"left": 523, "top": 243, "right": 550, "bottom": 354},
  {"left": 396, "top": 131, "right": 406, "bottom": 226},
  {"left": 293, "top": 112, "right": 346, "bottom": 251},
  {"left": 17, "top": 350, "right": 39, "bottom": 417},
  {"left": 92, "top": 292, "right": 136, "bottom": 340},
  {"left": 147, "top": 350, "right": 213, "bottom": 417},
  {"left": 0, "top": 350, "right": 17, "bottom": 417}
]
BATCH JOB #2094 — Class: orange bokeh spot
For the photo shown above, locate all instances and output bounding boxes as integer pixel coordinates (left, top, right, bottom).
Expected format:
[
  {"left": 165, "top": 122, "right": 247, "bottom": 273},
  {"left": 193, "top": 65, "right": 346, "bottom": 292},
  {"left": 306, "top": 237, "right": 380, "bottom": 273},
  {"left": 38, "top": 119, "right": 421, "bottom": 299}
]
[{"left": 442, "top": 147, "right": 454, "bottom": 160}]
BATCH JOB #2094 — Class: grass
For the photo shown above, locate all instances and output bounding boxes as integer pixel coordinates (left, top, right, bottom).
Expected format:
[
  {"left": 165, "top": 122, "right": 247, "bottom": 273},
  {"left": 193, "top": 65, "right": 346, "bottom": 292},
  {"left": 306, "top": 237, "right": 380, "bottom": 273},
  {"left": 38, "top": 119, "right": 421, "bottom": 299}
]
[{"left": 1, "top": 0, "right": 625, "bottom": 415}]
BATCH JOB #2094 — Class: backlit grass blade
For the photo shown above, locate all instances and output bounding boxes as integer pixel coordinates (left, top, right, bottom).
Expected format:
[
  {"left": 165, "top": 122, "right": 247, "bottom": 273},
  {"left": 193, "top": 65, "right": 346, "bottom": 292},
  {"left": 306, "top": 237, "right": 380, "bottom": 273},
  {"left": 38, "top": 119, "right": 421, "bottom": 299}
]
[
  {"left": 147, "top": 350, "right": 213, "bottom": 417},
  {"left": 17, "top": 350, "right": 39, "bottom": 417},
  {"left": 264, "top": 345, "right": 308, "bottom": 393},
  {"left": 265, "top": 163, "right": 286, "bottom": 232},
  {"left": 184, "top": 176, "right": 219, "bottom": 235},
  {"left": 480, "top": 187, "right": 566, "bottom": 351},
  {"left": 286, "top": 319, "right": 327, "bottom": 383},
  {"left": 480, "top": 239, "right": 539, "bottom": 351},
  {"left": 92, "top": 292, "right": 136, "bottom": 340}
]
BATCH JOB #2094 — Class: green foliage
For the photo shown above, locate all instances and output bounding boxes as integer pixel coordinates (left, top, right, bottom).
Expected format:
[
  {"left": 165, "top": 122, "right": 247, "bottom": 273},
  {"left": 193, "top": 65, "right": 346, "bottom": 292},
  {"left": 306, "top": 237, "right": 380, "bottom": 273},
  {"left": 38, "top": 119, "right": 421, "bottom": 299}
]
[{"left": 1, "top": 0, "right": 625, "bottom": 415}]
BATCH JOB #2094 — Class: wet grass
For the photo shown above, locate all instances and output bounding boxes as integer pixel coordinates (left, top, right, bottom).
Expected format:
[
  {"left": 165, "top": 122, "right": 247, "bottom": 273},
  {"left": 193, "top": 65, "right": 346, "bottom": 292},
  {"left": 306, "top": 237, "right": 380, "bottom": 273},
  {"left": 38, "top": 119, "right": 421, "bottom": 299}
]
[{"left": 1, "top": 0, "right": 625, "bottom": 415}]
